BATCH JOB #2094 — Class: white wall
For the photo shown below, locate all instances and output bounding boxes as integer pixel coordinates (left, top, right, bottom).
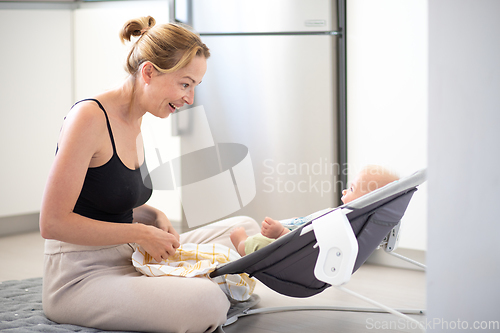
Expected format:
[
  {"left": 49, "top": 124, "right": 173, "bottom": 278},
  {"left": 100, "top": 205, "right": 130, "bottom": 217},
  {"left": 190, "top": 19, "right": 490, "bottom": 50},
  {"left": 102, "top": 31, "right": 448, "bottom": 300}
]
[
  {"left": 73, "top": 1, "right": 182, "bottom": 223},
  {"left": 0, "top": 4, "right": 72, "bottom": 218},
  {"left": 428, "top": 0, "right": 500, "bottom": 328},
  {"left": 347, "top": 0, "right": 428, "bottom": 250},
  {"left": 73, "top": 1, "right": 170, "bottom": 99}
]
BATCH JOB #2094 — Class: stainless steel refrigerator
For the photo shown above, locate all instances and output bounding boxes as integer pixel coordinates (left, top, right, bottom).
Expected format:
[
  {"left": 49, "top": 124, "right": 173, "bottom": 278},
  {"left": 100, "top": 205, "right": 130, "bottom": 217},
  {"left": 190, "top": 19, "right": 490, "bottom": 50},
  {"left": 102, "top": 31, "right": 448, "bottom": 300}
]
[{"left": 171, "top": 0, "right": 347, "bottom": 229}]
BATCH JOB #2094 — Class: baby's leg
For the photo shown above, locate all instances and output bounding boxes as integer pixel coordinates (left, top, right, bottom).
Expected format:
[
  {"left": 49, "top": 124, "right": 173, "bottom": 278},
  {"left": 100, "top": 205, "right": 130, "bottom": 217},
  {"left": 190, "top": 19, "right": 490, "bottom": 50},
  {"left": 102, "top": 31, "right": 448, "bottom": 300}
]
[
  {"left": 180, "top": 216, "right": 259, "bottom": 252},
  {"left": 230, "top": 227, "right": 248, "bottom": 256},
  {"left": 261, "top": 217, "right": 288, "bottom": 239}
]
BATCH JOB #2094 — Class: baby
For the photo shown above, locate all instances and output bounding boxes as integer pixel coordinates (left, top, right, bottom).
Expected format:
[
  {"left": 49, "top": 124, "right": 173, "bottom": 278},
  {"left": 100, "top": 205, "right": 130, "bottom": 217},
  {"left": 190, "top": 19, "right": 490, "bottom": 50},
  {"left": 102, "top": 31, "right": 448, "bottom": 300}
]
[{"left": 231, "top": 165, "right": 399, "bottom": 256}]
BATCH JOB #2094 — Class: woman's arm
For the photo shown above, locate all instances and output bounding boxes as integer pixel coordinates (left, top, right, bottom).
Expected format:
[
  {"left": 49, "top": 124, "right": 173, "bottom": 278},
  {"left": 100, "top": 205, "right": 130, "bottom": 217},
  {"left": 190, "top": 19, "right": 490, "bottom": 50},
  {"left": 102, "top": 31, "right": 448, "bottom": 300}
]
[
  {"left": 133, "top": 204, "right": 180, "bottom": 241},
  {"left": 39, "top": 102, "right": 178, "bottom": 261}
]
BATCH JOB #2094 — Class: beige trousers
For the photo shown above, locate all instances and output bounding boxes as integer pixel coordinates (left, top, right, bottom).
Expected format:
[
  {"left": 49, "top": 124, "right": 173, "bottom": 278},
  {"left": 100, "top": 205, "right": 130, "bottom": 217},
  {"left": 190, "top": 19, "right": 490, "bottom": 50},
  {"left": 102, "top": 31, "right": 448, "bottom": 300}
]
[{"left": 43, "top": 216, "right": 260, "bottom": 333}]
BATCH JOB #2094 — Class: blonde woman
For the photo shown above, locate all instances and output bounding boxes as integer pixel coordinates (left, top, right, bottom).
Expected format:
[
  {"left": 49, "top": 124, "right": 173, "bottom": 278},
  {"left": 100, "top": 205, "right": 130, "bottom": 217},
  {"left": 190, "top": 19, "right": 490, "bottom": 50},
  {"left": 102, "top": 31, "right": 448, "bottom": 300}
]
[{"left": 40, "top": 17, "right": 259, "bottom": 333}]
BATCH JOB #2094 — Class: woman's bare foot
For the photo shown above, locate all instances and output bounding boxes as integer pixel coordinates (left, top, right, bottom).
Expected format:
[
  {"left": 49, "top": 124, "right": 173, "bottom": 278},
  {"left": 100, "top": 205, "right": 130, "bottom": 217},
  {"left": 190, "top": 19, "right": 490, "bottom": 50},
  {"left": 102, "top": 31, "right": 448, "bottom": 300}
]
[
  {"left": 230, "top": 227, "right": 248, "bottom": 256},
  {"left": 261, "top": 217, "right": 289, "bottom": 239}
]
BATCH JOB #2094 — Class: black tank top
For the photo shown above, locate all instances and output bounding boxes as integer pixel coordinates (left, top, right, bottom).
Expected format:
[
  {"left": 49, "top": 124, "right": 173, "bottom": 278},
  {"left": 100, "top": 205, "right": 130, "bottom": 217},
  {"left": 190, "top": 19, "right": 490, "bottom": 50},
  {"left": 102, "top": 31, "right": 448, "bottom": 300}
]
[{"left": 71, "top": 99, "right": 153, "bottom": 223}]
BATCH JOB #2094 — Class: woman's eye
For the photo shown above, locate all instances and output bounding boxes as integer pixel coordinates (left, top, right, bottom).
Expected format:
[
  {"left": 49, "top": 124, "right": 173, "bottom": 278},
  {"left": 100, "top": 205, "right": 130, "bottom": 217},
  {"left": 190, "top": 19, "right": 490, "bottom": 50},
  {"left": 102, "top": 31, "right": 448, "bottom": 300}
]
[{"left": 182, "top": 83, "right": 189, "bottom": 88}]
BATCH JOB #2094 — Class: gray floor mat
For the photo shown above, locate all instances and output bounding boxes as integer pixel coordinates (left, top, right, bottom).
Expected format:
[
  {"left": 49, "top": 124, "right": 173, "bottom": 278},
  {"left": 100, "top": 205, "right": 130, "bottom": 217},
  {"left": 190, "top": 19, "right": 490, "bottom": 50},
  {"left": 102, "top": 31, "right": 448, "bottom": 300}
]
[{"left": 0, "top": 277, "right": 130, "bottom": 332}]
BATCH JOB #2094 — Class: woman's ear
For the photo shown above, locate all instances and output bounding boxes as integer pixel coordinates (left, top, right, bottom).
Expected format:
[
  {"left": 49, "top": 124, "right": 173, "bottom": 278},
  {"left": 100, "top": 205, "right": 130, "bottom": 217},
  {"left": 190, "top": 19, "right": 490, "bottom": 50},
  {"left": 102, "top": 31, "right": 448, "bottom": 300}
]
[{"left": 141, "top": 62, "right": 155, "bottom": 84}]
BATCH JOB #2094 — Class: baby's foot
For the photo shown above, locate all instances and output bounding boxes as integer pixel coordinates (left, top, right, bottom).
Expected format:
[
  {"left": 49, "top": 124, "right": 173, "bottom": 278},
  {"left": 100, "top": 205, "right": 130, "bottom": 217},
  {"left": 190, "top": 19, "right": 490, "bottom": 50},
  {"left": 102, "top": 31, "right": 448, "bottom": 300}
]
[
  {"left": 261, "top": 217, "right": 286, "bottom": 239},
  {"left": 230, "top": 227, "right": 248, "bottom": 256}
]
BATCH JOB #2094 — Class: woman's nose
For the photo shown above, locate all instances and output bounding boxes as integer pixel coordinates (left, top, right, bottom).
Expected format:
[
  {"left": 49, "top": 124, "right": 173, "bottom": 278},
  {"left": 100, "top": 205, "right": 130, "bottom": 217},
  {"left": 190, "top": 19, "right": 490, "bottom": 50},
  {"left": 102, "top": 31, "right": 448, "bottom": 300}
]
[{"left": 183, "top": 90, "right": 195, "bottom": 105}]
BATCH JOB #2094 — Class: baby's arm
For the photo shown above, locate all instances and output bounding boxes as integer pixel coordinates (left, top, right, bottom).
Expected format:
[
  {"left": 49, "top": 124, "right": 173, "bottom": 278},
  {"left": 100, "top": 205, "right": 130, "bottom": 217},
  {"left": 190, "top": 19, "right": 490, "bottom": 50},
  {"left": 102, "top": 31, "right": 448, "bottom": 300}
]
[{"left": 261, "top": 217, "right": 290, "bottom": 239}]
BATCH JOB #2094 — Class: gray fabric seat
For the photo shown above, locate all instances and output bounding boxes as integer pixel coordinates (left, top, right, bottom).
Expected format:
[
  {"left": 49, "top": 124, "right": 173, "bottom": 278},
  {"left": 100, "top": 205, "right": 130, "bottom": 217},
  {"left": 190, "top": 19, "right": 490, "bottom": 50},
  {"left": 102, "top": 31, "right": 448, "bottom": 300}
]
[{"left": 210, "top": 169, "right": 425, "bottom": 298}]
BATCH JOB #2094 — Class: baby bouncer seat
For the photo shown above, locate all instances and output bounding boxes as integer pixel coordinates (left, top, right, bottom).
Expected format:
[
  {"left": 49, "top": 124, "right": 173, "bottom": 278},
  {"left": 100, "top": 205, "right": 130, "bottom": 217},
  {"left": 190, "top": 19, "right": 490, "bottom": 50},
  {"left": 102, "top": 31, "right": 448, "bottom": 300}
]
[{"left": 211, "top": 168, "right": 427, "bottom": 331}]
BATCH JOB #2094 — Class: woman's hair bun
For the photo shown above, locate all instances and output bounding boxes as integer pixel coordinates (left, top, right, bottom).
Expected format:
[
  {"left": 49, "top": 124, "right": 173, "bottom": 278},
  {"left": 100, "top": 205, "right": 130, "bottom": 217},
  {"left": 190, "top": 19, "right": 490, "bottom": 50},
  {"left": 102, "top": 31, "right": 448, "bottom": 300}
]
[
  {"left": 120, "top": 16, "right": 210, "bottom": 75},
  {"left": 120, "top": 16, "right": 156, "bottom": 43}
]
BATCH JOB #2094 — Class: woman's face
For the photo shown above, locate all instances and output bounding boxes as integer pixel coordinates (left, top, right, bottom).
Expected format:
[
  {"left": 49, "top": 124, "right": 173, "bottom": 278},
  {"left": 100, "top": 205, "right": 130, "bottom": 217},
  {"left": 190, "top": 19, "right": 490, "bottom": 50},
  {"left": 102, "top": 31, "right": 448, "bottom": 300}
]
[{"left": 144, "top": 55, "right": 207, "bottom": 118}]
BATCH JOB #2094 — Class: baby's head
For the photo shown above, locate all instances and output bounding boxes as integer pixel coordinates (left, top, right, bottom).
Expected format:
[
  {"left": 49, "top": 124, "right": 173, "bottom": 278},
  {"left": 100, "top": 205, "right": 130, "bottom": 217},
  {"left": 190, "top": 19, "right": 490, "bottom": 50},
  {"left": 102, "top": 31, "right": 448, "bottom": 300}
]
[{"left": 341, "top": 165, "right": 399, "bottom": 204}]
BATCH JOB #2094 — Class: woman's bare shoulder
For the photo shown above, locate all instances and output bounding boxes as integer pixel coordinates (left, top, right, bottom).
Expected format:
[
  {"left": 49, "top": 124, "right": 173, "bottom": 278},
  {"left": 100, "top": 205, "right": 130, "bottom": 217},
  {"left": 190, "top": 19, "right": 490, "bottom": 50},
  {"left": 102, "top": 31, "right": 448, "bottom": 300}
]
[
  {"left": 66, "top": 100, "right": 107, "bottom": 126},
  {"left": 58, "top": 100, "right": 109, "bottom": 152}
]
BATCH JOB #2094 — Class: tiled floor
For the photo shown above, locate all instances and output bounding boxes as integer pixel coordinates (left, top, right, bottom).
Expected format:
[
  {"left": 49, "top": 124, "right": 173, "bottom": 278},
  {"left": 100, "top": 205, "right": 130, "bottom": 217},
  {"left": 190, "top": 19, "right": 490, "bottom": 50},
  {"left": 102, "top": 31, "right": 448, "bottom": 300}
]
[{"left": 0, "top": 231, "right": 426, "bottom": 332}]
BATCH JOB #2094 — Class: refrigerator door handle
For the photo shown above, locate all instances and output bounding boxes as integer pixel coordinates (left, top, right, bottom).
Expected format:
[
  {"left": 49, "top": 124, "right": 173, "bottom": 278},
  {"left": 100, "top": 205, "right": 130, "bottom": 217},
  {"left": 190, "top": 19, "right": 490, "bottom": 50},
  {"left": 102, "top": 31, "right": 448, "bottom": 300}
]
[{"left": 172, "top": 0, "right": 193, "bottom": 26}]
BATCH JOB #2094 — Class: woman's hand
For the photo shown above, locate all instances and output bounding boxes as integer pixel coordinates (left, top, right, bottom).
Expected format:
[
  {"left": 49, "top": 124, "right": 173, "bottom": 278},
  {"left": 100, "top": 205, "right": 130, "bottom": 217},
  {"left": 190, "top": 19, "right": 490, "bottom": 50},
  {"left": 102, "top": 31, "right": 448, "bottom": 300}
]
[
  {"left": 157, "top": 216, "right": 180, "bottom": 242},
  {"left": 132, "top": 204, "right": 181, "bottom": 261},
  {"left": 139, "top": 224, "right": 180, "bottom": 262}
]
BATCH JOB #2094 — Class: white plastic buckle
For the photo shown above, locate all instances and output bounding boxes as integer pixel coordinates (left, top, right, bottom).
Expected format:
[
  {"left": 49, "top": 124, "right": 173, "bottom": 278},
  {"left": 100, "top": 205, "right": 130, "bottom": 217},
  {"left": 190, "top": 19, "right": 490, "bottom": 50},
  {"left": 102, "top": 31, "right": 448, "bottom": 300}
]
[{"left": 312, "top": 209, "right": 358, "bottom": 286}]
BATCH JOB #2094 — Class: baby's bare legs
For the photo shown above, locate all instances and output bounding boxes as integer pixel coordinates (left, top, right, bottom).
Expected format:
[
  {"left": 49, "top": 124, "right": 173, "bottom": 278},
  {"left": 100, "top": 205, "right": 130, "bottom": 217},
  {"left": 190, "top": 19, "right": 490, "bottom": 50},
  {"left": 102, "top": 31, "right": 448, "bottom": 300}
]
[
  {"left": 232, "top": 218, "right": 290, "bottom": 256},
  {"left": 230, "top": 227, "right": 248, "bottom": 256},
  {"left": 261, "top": 217, "right": 290, "bottom": 239}
]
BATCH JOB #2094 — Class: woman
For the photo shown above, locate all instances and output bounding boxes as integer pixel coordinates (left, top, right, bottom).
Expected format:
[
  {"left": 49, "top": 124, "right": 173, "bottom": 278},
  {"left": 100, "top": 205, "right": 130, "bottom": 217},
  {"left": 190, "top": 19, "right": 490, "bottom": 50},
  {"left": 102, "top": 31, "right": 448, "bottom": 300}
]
[{"left": 39, "top": 16, "right": 259, "bottom": 333}]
